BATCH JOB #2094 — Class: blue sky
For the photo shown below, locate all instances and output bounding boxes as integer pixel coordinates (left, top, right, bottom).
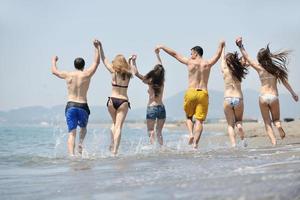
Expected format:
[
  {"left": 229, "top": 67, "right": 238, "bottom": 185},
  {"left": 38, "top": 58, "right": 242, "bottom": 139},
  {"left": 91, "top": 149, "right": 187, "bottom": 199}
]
[{"left": 0, "top": 0, "right": 299, "bottom": 110}]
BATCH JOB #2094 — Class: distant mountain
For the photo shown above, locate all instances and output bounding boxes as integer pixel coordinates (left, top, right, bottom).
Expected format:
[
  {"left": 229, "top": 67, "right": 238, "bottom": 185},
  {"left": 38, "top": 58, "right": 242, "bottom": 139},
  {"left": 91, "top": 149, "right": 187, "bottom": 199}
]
[
  {"left": 0, "top": 89, "right": 299, "bottom": 124},
  {"left": 0, "top": 105, "right": 110, "bottom": 124}
]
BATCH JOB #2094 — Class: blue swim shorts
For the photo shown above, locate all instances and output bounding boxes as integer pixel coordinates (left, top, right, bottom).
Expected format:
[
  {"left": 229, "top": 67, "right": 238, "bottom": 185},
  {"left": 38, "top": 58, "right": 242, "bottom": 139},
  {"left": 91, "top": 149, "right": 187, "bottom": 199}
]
[
  {"left": 146, "top": 105, "right": 166, "bottom": 120},
  {"left": 65, "top": 102, "right": 90, "bottom": 132}
]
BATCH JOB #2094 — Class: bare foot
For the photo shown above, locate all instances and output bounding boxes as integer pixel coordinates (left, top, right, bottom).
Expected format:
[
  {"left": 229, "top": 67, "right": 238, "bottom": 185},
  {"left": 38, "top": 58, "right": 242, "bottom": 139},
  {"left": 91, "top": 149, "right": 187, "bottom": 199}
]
[
  {"left": 192, "top": 143, "right": 198, "bottom": 149},
  {"left": 188, "top": 136, "right": 194, "bottom": 145},
  {"left": 271, "top": 139, "right": 277, "bottom": 146},
  {"left": 112, "top": 149, "right": 118, "bottom": 156},
  {"left": 241, "top": 139, "right": 248, "bottom": 147},
  {"left": 278, "top": 127, "right": 286, "bottom": 139},
  {"left": 150, "top": 134, "right": 155, "bottom": 144},
  {"left": 109, "top": 139, "right": 114, "bottom": 152},
  {"left": 78, "top": 144, "right": 83, "bottom": 155}
]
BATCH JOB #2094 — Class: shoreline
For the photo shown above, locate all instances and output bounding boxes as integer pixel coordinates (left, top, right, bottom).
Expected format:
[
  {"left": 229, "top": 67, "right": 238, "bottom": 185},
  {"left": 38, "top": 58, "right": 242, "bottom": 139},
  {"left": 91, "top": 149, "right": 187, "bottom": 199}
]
[{"left": 2, "top": 119, "right": 300, "bottom": 141}]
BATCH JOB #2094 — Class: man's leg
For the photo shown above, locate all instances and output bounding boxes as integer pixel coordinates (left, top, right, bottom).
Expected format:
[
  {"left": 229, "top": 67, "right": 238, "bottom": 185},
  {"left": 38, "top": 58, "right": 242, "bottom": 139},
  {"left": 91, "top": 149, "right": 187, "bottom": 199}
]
[
  {"left": 193, "top": 90, "right": 208, "bottom": 149},
  {"left": 186, "top": 117, "right": 194, "bottom": 144},
  {"left": 193, "top": 119, "right": 203, "bottom": 149},
  {"left": 68, "top": 129, "right": 76, "bottom": 156},
  {"left": 77, "top": 108, "right": 89, "bottom": 155},
  {"left": 78, "top": 127, "right": 87, "bottom": 154},
  {"left": 65, "top": 107, "right": 77, "bottom": 156},
  {"left": 184, "top": 90, "right": 195, "bottom": 145}
]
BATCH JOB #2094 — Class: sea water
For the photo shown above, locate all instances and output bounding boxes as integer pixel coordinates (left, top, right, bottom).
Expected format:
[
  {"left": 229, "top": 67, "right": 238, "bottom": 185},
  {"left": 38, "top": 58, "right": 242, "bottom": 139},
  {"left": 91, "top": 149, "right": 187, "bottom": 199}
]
[{"left": 0, "top": 123, "right": 300, "bottom": 200}]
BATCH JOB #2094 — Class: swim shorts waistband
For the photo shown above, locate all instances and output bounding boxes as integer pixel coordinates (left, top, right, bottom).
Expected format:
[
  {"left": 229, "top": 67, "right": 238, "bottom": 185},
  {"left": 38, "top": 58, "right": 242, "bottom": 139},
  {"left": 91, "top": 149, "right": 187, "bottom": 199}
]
[
  {"left": 65, "top": 101, "right": 90, "bottom": 115},
  {"left": 187, "top": 88, "right": 208, "bottom": 93}
]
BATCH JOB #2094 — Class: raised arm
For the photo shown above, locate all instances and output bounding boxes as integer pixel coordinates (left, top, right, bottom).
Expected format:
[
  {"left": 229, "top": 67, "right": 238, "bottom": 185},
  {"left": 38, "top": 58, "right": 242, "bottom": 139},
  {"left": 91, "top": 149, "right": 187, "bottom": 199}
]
[
  {"left": 235, "top": 37, "right": 260, "bottom": 71},
  {"left": 99, "top": 42, "right": 114, "bottom": 73},
  {"left": 130, "top": 55, "right": 149, "bottom": 84},
  {"left": 156, "top": 45, "right": 188, "bottom": 65},
  {"left": 220, "top": 44, "right": 226, "bottom": 71},
  {"left": 221, "top": 44, "right": 226, "bottom": 64},
  {"left": 282, "top": 79, "right": 299, "bottom": 102},
  {"left": 155, "top": 48, "right": 162, "bottom": 65},
  {"left": 84, "top": 39, "right": 101, "bottom": 77},
  {"left": 207, "top": 40, "right": 225, "bottom": 67},
  {"left": 51, "top": 56, "right": 68, "bottom": 79}
]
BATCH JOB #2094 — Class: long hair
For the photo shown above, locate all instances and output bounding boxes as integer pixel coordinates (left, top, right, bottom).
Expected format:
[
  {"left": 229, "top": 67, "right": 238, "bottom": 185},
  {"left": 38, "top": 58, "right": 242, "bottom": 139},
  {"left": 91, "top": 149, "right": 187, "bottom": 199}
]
[
  {"left": 225, "top": 52, "right": 248, "bottom": 82},
  {"left": 112, "top": 54, "right": 132, "bottom": 79},
  {"left": 145, "top": 64, "right": 165, "bottom": 97},
  {"left": 257, "top": 44, "right": 289, "bottom": 83}
]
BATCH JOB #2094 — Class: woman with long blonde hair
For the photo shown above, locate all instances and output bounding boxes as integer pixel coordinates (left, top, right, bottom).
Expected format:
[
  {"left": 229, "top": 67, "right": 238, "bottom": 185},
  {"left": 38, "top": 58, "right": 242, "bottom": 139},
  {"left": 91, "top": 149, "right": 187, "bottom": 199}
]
[
  {"left": 236, "top": 37, "right": 298, "bottom": 145},
  {"left": 99, "top": 42, "right": 133, "bottom": 154}
]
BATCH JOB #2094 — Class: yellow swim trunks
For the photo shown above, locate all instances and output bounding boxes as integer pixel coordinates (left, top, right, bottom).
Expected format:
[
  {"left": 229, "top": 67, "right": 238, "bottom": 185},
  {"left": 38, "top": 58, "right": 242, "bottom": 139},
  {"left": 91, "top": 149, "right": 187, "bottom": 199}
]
[{"left": 183, "top": 88, "right": 209, "bottom": 121}]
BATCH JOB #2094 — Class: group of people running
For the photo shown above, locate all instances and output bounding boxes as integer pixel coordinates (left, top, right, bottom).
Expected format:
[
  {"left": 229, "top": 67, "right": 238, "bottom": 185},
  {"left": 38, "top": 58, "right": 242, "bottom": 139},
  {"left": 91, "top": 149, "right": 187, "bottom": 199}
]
[{"left": 51, "top": 37, "right": 298, "bottom": 156}]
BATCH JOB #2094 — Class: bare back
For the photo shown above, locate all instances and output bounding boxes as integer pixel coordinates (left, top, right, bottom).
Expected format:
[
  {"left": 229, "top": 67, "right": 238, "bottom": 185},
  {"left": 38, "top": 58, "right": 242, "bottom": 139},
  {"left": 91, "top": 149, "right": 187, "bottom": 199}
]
[
  {"left": 65, "top": 71, "right": 91, "bottom": 103},
  {"left": 187, "top": 58, "right": 211, "bottom": 90},
  {"left": 110, "top": 72, "right": 130, "bottom": 100},
  {"left": 147, "top": 84, "right": 164, "bottom": 106},
  {"left": 255, "top": 66, "right": 279, "bottom": 96},
  {"left": 221, "top": 62, "right": 243, "bottom": 98}
]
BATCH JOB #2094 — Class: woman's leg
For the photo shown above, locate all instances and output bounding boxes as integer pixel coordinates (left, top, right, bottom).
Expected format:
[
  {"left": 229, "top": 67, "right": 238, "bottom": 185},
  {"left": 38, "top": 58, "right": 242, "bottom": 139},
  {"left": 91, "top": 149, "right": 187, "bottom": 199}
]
[
  {"left": 233, "top": 100, "right": 245, "bottom": 141},
  {"left": 112, "top": 103, "right": 128, "bottom": 155},
  {"left": 259, "top": 98, "right": 276, "bottom": 145},
  {"left": 147, "top": 119, "right": 156, "bottom": 144},
  {"left": 269, "top": 98, "right": 285, "bottom": 139},
  {"left": 156, "top": 119, "right": 165, "bottom": 145},
  {"left": 224, "top": 101, "right": 236, "bottom": 147},
  {"left": 107, "top": 100, "right": 117, "bottom": 152}
]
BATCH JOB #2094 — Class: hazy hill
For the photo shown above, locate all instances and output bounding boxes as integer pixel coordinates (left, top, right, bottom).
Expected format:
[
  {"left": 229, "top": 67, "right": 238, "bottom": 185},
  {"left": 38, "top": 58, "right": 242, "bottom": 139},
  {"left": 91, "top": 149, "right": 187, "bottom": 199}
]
[{"left": 0, "top": 89, "right": 299, "bottom": 124}]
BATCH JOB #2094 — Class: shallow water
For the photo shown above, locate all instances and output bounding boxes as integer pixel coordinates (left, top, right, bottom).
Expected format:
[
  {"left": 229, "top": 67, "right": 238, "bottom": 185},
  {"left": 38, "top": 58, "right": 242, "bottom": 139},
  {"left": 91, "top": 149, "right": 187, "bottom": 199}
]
[{"left": 0, "top": 124, "right": 300, "bottom": 200}]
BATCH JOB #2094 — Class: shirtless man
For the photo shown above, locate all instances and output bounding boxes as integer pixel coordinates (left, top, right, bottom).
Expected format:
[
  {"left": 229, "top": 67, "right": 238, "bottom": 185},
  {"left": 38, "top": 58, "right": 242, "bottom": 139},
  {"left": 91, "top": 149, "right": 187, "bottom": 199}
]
[
  {"left": 51, "top": 39, "right": 101, "bottom": 156},
  {"left": 156, "top": 41, "right": 225, "bottom": 148}
]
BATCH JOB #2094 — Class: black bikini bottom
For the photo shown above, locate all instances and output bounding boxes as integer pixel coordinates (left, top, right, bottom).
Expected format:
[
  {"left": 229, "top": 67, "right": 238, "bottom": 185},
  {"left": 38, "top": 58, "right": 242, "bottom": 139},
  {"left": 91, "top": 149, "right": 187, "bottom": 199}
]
[
  {"left": 106, "top": 97, "right": 131, "bottom": 110},
  {"left": 65, "top": 101, "right": 90, "bottom": 115}
]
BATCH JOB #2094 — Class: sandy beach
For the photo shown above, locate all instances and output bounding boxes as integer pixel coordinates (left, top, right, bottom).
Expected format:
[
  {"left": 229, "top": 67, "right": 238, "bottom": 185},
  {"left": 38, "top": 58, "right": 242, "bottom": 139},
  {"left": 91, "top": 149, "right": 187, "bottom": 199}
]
[
  {"left": 156, "top": 119, "right": 300, "bottom": 148},
  {"left": 166, "top": 119, "right": 300, "bottom": 135}
]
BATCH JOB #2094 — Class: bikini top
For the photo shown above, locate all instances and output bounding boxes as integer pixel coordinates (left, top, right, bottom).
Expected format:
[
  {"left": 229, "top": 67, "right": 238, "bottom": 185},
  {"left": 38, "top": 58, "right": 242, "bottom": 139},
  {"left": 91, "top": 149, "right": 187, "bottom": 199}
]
[
  {"left": 224, "top": 80, "right": 241, "bottom": 87},
  {"left": 112, "top": 73, "right": 129, "bottom": 88},
  {"left": 223, "top": 74, "right": 241, "bottom": 87},
  {"left": 259, "top": 71, "right": 276, "bottom": 81}
]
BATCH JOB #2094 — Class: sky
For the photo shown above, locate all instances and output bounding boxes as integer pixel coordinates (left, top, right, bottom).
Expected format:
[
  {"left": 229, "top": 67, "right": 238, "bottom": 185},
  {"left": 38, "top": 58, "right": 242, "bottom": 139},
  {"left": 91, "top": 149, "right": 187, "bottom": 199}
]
[{"left": 0, "top": 0, "right": 299, "bottom": 110}]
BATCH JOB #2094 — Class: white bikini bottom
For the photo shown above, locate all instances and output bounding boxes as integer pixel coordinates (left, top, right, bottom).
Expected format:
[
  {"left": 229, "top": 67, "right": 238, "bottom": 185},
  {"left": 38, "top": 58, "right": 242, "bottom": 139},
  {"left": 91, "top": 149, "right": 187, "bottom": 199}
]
[
  {"left": 224, "top": 97, "right": 242, "bottom": 107},
  {"left": 260, "top": 94, "right": 278, "bottom": 105}
]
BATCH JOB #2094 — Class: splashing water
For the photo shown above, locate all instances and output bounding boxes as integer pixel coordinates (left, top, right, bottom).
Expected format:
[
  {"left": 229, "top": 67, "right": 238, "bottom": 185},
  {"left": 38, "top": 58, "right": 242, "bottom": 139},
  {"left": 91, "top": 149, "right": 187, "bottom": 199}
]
[{"left": 1, "top": 123, "right": 300, "bottom": 200}]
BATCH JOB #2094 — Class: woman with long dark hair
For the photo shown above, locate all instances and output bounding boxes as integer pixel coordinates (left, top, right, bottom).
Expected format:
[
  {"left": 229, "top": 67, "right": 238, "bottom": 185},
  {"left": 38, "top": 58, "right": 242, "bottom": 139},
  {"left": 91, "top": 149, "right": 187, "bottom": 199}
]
[
  {"left": 99, "top": 42, "right": 133, "bottom": 154},
  {"left": 131, "top": 49, "right": 166, "bottom": 145},
  {"left": 221, "top": 45, "right": 248, "bottom": 147},
  {"left": 236, "top": 37, "right": 298, "bottom": 145}
]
